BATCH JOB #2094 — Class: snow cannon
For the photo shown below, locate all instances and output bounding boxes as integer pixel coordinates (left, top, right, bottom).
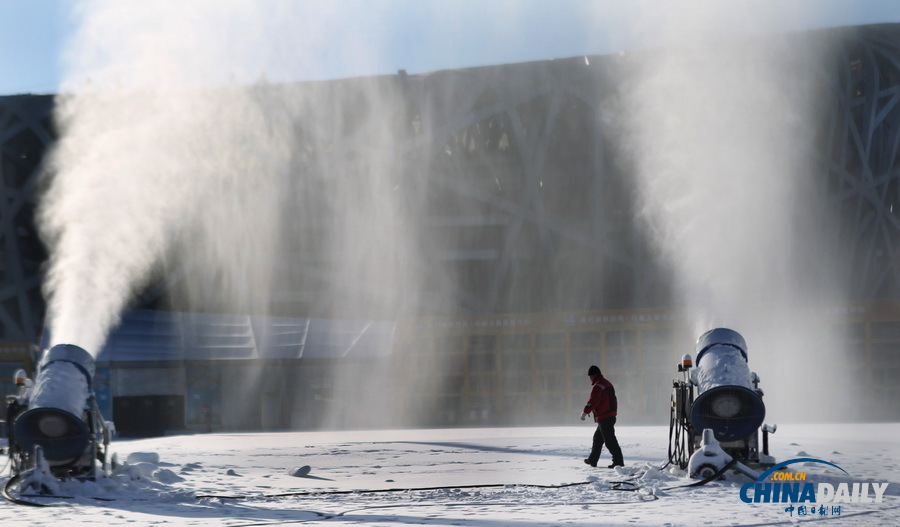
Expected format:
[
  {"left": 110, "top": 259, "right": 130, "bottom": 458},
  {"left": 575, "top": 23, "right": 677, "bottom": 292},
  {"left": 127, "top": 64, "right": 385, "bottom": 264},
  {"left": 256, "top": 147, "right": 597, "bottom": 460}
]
[
  {"left": 14, "top": 344, "right": 94, "bottom": 461},
  {"left": 690, "top": 328, "right": 765, "bottom": 442},
  {"left": 668, "top": 329, "right": 775, "bottom": 475},
  {"left": 7, "top": 344, "right": 111, "bottom": 480}
]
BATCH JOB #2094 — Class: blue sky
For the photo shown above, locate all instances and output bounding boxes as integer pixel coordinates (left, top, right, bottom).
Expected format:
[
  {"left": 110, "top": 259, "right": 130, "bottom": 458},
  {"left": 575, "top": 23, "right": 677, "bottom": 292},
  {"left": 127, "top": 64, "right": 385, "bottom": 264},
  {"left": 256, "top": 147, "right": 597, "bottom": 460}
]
[{"left": 2, "top": 0, "right": 900, "bottom": 96}]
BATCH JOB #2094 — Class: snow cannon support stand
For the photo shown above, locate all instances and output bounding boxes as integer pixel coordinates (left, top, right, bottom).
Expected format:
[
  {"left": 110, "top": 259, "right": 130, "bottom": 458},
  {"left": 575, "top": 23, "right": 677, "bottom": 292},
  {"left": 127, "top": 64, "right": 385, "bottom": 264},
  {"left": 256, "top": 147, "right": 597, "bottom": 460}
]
[{"left": 688, "top": 428, "right": 762, "bottom": 480}]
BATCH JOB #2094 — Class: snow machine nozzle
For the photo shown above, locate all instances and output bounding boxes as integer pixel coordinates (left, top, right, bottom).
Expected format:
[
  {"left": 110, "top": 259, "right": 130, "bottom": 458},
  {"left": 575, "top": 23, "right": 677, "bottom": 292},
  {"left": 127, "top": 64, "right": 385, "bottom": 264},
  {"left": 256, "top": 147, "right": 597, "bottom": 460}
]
[{"left": 13, "top": 344, "right": 96, "bottom": 462}]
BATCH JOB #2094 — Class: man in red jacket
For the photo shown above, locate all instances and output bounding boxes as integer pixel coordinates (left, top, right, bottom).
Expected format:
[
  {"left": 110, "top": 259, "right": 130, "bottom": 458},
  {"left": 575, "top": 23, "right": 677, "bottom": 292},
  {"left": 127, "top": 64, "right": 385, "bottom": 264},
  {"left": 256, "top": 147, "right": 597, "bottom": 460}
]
[{"left": 581, "top": 365, "right": 624, "bottom": 468}]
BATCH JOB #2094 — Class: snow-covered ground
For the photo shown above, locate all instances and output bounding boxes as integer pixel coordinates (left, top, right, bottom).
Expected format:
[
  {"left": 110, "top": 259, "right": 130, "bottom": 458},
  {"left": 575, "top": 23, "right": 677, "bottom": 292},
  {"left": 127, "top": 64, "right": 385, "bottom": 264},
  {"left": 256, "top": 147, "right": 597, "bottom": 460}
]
[{"left": 2, "top": 423, "right": 898, "bottom": 526}]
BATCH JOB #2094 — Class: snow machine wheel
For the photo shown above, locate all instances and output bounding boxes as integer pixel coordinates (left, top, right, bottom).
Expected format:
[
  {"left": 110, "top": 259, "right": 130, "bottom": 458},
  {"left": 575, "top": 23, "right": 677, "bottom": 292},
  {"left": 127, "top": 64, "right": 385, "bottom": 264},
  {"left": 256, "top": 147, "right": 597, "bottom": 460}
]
[{"left": 692, "top": 463, "right": 720, "bottom": 480}]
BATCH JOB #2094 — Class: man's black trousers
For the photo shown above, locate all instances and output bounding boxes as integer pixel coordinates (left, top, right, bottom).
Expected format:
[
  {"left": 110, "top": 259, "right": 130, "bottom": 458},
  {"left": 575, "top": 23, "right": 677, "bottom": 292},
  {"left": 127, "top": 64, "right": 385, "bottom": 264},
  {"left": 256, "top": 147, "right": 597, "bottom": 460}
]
[{"left": 587, "top": 416, "right": 624, "bottom": 466}]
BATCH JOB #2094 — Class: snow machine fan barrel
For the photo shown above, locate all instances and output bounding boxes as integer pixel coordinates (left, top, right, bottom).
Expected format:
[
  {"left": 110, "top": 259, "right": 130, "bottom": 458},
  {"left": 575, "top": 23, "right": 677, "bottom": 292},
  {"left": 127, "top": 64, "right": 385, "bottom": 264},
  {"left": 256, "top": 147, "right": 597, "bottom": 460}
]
[
  {"left": 13, "top": 344, "right": 96, "bottom": 462},
  {"left": 689, "top": 328, "right": 765, "bottom": 442}
]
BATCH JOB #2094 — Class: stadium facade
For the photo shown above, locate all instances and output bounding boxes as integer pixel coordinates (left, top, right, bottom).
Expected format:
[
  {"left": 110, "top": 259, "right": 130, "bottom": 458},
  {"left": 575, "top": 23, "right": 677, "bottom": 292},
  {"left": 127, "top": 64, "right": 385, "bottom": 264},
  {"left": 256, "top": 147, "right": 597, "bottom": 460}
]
[{"left": 1, "top": 24, "right": 899, "bottom": 429}]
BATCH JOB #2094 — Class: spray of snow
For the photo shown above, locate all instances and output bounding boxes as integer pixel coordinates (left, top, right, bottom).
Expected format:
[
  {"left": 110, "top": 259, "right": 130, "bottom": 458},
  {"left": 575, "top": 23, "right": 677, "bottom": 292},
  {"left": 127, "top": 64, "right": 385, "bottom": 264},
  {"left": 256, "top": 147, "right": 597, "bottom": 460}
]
[
  {"left": 38, "top": 1, "right": 427, "bottom": 427},
  {"left": 39, "top": 1, "right": 860, "bottom": 427},
  {"left": 617, "top": 1, "right": 849, "bottom": 421},
  {"left": 39, "top": 1, "right": 300, "bottom": 353}
]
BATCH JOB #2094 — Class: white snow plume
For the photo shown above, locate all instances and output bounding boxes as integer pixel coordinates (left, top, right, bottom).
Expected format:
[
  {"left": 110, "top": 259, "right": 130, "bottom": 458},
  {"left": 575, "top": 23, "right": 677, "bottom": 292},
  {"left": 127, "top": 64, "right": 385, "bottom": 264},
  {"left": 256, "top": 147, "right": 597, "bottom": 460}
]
[
  {"left": 618, "top": 2, "right": 849, "bottom": 421},
  {"left": 38, "top": 1, "right": 299, "bottom": 353},
  {"left": 37, "top": 1, "right": 426, "bottom": 427}
]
